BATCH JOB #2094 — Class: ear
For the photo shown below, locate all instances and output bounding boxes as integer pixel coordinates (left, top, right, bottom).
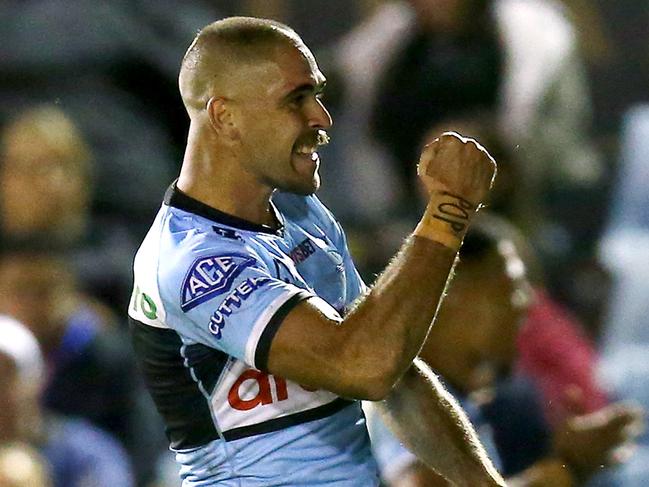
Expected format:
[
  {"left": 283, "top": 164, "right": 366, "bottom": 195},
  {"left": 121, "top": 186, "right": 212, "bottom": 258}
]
[{"left": 206, "top": 97, "right": 240, "bottom": 141}]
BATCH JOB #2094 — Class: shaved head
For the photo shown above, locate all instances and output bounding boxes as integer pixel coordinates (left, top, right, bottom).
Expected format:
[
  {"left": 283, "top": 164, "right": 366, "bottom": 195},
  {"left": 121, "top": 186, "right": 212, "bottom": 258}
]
[{"left": 179, "top": 17, "right": 304, "bottom": 112}]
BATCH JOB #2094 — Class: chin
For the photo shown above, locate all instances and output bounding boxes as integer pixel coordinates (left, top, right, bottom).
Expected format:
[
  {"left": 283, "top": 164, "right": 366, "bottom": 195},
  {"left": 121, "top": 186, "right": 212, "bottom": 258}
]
[{"left": 278, "top": 174, "right": 320, "bottom": 196}]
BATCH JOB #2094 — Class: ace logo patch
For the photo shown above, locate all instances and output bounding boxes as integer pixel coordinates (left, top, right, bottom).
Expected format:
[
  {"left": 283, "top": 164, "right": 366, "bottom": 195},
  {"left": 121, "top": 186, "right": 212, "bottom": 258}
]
[{"left": 181, "top": 254, "right": 256, "bottom": 312}]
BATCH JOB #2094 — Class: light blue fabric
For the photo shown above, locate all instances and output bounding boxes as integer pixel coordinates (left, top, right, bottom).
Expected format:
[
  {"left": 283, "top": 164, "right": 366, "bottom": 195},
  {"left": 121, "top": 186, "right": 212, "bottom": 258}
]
[
  {"left": 42, "top": 417, "right": 135, "bottom": 487},
  {"left": 175, "top": 404, "right": 377, "bottom": 487},
  {"left": 133, "top": 190, "right": 378, "bottom": 486},
  {"left": 593, "top": 105, "right": 649, "bottom": 486},
  {"left": 600, "top": 105, "right": 649, "bottom": 350}
]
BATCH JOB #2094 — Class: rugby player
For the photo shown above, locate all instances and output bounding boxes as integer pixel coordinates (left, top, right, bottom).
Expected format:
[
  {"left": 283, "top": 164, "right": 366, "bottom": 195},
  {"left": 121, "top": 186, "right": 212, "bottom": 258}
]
[
  {"left": 129, "top": 17, "right": 504, "bottom": 486},
  {"left": 366, "top": 216, "right": 643, "bottom": 486}
]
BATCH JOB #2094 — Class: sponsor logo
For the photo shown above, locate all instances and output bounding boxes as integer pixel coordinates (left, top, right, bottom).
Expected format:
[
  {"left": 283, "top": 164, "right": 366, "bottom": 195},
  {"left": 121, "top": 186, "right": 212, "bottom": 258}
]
[
  {"left": 208, "top": 277, "right": 270, "bottom": 338},
  {"left": 181, "top": 254, "right": 255, "bottom": 312},
  {"left": 227, "top": 369, "right": 318, "bottom": 411},
  {"left": 228, "top": 370, "right": 288, "bottom": 411},
  {"left": 212, "top": 226, "right": 242, "bottom": 241},
  {"left": 132, "top": 286, "right": 158, "bottom": 320},
  {"left": 289, "top": 238, "right": 316, "bottom": 264}
]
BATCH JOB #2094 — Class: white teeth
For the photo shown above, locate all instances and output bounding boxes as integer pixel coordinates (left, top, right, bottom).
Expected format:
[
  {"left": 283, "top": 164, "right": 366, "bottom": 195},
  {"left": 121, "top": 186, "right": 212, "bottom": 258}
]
[{"left": 295, "top": 146, "right": 316, "bottom": 155}]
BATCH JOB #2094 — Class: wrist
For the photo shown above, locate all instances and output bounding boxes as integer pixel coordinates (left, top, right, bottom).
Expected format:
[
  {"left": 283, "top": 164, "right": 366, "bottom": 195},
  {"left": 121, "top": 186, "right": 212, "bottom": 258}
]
[{"left": 414, "top": 190, "right": 478, "bottom": 250}]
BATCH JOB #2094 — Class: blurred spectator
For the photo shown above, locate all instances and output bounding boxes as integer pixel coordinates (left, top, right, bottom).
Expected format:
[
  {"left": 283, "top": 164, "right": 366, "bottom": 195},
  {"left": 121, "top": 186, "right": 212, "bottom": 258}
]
[
  {"left": 0, "top": 314, "right": 135, "bottom": 487},
  {"left": 365, "top": 214, "right": 645, "bottom": 486},
  {"left": 0, "top": 105, "right": 140, "bottom": 309},
  {"left": 517, "top": 290, "right": 609, "bottom": 428},
  {"left": 0, "top": 0, "right": 222, "bottom": 232},
  {"left": 0, "top": 443, "right": 51, "bottom": 487},
  {"left": 599, "top": 105, "right": 649, "bottom": 351},
  {"left": 595, "top": 104, "right": 649, "bottom": 483},
  {"left": 324, "top": 0, "right": 605, "bottom": 283},
  {"left": 561, "top": 1, "right": 649, "bottom": 138},
  {"left": 0, "top": 240, "right": 164, "bottom": 485}
]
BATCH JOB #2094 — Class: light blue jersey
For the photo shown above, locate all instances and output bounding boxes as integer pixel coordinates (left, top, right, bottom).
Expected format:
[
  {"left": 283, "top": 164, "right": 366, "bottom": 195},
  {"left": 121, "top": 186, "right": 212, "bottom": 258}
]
[{"left": 128, "top": 183, "right": 379, "bottom": 486}]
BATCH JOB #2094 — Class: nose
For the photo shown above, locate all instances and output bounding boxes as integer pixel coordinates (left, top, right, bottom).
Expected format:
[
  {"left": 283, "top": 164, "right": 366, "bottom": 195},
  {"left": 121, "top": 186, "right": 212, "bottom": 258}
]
[{"left": 308, "top": 98, "right": 333, "bottom": 130}]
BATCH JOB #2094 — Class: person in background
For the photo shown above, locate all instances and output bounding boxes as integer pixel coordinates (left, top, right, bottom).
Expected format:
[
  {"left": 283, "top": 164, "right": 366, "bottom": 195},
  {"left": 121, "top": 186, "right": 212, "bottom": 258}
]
[
  {"left": 594, "top": 104, "right": 649, "bottom": 485},
  {"left": 324, "top": 0, "right": 605, "bottom": 312},
  {"left": 0, "top": 240, "right": 164, "bottom": 486},
  {"left": 0, "top": 314, "right": 135, "bottom": 487},
  {"left": 0, "top": 443, "right": 51, "bottom": 487},
  {"left": 0, "top": 105, "right": 139, "bottom": 310},
  {"left": 365, "top": 214, "right": 644, "bottom": 486}
]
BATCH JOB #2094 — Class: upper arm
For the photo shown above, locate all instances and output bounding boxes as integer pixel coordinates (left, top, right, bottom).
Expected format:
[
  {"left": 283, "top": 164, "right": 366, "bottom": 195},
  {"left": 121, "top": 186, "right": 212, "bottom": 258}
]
[
  {"left": 265, "top": 295, "right": 380, "bottom": 399},
  {"left": 157, "top": 245, "right": 377, "bottom": 399}
]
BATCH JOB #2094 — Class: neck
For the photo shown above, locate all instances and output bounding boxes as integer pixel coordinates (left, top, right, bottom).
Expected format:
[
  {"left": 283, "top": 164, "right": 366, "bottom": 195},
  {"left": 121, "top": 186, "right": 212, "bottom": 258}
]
[{"left": 177, "top": 122, "right": 276, "bottom": 227}]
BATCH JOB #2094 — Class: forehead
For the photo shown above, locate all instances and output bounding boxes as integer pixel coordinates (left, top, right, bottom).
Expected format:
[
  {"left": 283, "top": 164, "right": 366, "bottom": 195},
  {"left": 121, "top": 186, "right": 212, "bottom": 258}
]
[{"left": 240, "top": 42, "right": 325, "bottom": 98}]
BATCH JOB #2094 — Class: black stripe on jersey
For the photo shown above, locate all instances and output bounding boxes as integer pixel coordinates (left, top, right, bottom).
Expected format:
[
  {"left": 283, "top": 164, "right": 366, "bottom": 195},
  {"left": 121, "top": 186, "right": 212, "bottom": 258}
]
[
  {"left": 129, "top": 318, "right": 229, "bottom": 449},
  {"left": 255, "top": 291, "right": 311, "bottom": 371},
  {"left": 164, "top": 182, "right": 283, "bottom": 235},
  {"left": 222, "top": 397, "right": 355, "bottom": 441}
]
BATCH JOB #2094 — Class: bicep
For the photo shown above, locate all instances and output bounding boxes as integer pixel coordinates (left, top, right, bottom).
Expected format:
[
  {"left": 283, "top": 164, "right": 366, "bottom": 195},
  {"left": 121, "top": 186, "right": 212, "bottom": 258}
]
[{"left": 265, "top": 296, "right": 365, "bottom": 397}]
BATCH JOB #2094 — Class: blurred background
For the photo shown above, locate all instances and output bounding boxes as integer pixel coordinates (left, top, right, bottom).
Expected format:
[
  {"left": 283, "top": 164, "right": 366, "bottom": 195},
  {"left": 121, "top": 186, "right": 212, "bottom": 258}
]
[{"left": 0, "top": 0, "right": 648, "bottom": 486}]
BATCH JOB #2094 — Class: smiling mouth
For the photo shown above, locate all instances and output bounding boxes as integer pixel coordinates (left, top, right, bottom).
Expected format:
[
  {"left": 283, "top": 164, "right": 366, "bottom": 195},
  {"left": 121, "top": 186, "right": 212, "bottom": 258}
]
[
  {"left": 293, "top": 144, "right": 318, "bottom": 157},
  {"left": 292, "top": 130, "right": 330, "bottom": 158}
]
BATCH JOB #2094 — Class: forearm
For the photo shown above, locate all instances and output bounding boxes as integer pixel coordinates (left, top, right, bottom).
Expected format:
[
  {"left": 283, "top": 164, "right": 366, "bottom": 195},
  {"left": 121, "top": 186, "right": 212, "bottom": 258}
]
[
  {"left": 267, "top": 197, "right": 468, "bottom": 400},
  {"left": 341, "top": 188, "right": 480, "bottom": 389},
  {"left": 376, "top": 359, "right": 506, "bottom": 487},
  {"left": 342, "top": 231, "right": 458, "bottom": 387}
]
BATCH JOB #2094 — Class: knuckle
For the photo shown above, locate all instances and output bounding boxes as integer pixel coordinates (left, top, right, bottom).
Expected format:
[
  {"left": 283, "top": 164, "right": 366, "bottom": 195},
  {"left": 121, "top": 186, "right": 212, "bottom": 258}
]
[{"left": 440, "top": 131, "right": 463, "bottom": 145}]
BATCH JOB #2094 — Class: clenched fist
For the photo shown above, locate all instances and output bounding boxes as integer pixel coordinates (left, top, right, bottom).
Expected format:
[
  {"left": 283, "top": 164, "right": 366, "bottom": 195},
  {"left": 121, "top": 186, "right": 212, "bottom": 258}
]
[
  {"left": 414, "top": 132, "right": 497, "bottom": 249},
  {"left": 418, "top": 132, "right": 497, "bottom": 208}
]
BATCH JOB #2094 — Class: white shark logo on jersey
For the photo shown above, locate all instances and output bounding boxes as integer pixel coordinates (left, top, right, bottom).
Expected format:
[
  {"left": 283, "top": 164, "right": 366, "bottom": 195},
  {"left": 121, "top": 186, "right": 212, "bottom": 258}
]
[{"left": 181, "top": 254, "right": 256, "bottom": 312}]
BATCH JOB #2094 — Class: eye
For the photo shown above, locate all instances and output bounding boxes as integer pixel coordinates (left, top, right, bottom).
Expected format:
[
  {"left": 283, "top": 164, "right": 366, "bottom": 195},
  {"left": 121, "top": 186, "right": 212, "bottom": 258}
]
[{"left": 290, "top": 93, "right": 308, "bottom": 107}]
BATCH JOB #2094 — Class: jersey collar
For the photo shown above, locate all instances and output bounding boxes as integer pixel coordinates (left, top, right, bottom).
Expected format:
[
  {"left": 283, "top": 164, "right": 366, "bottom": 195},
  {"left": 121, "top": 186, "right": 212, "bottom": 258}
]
[{"left": 164, "top": 182, "right": 284, "bottom": 236}]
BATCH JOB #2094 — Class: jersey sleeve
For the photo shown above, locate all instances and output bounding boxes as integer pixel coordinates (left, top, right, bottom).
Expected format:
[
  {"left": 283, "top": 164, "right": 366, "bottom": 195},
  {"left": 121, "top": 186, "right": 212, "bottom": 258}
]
[{"left": 159, "top": 243, "right": 314, "bottom": 371}]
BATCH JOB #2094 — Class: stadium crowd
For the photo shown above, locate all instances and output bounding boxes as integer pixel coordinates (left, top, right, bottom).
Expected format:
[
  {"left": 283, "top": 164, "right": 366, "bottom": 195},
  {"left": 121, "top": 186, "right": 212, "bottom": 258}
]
[{"left": 0, "top": 1, "right": 648, "bottom": 486}]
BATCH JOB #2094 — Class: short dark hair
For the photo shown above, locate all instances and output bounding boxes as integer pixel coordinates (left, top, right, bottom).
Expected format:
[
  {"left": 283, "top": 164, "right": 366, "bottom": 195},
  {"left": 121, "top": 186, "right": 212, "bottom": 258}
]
[
  {"left": 179, "top": 17, "right": 303, "bottom": 109},
  {"left": 192, "top": 17, "right": 298, "bottom": 48},
  {"left": 459, "top": 215, "right": 499, "bottom": 261}
]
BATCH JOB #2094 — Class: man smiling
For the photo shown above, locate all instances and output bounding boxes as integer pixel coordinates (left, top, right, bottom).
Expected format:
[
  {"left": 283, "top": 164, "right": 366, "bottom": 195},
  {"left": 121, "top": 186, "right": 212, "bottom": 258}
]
[{"left": 129, "top": 17, "right": 503, "bottom": 486}]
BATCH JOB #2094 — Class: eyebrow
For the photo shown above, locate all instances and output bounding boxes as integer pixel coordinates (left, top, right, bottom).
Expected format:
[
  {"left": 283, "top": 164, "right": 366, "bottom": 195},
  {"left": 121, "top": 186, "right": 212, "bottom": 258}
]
[{"left": 283, "top": 80, "right": 327, "bottom": 101}]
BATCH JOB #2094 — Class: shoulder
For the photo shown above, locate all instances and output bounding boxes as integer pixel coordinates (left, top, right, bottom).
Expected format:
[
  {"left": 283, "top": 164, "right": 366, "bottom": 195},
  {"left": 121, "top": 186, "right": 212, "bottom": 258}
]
[
  {"left": 274, "top": 192, "right": 349, "bottom": 250},
  {"left": 132, "top": 205, "right": 267, "bottom": 323},
  {"left": 274, "top": 192, "right": 342, "bottom": 235},
  {"left": 165, "top": 221, "right": 267, "bottom": 307},
  {"left": 146, "top": 204, "right": 263, "bottom": 275}
]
